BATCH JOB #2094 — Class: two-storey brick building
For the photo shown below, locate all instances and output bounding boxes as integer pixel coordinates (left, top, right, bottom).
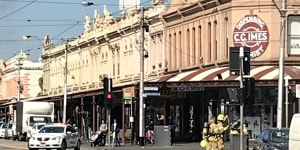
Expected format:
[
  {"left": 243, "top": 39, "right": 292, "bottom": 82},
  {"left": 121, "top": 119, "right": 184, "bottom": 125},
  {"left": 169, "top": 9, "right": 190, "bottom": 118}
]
[{"left": 145, "top": 0, "right": 300, "bottom": 141}]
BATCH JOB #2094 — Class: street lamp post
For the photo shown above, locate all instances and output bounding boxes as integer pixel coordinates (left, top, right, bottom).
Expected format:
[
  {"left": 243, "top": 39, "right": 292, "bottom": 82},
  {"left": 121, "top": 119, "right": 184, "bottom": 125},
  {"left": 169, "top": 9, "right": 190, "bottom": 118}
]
[
  {"left": 63, "top": 40, "right": 69, "bottom": 124},
  {"left": 23, "top": 35, "right": 43, "bottom": 43}
]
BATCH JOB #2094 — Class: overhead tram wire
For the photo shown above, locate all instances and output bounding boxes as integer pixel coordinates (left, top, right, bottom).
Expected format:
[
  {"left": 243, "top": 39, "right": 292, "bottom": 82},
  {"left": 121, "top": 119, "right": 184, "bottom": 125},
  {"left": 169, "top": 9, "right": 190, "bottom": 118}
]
[
  {"left": 0, "top": 0, "right": 37, "bottom": 20},
  {"left": 0, "top": 23, "right": 83, "bottom": 27},
  {"left": 52, "top": 21, "right": 82, "bottom": 45}
]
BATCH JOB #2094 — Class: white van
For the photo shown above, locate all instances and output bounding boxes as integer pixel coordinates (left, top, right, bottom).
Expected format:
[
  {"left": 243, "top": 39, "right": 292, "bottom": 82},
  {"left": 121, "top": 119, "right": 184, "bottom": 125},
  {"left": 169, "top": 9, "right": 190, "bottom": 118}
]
[{"left": 289, "top": 113, "right": 300, "bottom": 150}]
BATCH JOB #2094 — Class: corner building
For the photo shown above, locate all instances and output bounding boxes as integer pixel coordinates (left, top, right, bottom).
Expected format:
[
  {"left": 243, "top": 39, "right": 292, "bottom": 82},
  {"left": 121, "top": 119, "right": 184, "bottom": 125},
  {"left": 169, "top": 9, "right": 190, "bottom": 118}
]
[{"left": 147, "top": 0, "right": 300, "bottom": 141}]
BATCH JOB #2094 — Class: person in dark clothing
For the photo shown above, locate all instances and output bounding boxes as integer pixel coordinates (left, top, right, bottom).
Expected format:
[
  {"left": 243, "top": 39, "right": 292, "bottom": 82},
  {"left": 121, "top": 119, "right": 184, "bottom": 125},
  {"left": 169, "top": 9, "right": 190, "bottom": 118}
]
[
  {"left": 168, "top": 116, "right": 177, "bottom": 146},
  {"left": 111, "top": 119, "right": 121, "bottom": 146}
]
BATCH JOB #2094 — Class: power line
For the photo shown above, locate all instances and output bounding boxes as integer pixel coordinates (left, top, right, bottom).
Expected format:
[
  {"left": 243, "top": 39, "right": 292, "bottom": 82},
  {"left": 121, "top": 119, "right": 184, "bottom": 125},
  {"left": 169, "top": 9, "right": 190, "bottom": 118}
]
[
  {"left": 52, "top": 21, "right": 81, "bottom": 42},
  {"left": 0, "top": 0, "right": 37, "bottom": 20},
  {"left": 2, "top": 19, "right": 81, "bottom": 22},
  {"left": 0, "top": 23, "right": 83, "bottom": 27}
]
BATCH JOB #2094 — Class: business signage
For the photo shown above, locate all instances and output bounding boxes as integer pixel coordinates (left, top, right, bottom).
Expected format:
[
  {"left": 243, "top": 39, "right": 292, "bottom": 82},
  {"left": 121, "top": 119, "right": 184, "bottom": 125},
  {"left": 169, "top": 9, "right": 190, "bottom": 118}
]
[
  {"left": 233, "top": 15, "right": 270, "bottom": 58},
  {"left": 171, "top": 86, "right": 205, "bottom": 91}
]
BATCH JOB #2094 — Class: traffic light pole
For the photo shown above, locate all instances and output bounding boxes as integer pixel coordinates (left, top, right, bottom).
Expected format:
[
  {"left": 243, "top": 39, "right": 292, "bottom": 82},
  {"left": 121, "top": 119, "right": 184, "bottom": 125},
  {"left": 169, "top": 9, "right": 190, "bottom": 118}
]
[
  {"left": 103, "top": 75, "right": 112, "bottom": 147},
  {"left": 107, "top": 109, "right": 111, "bottom": 147},
  {"left": 277, "top": 0, "right": 286, "bottom": 129},
  {"left": 239, "top": 47, "right": 244, "bottom": 150}
]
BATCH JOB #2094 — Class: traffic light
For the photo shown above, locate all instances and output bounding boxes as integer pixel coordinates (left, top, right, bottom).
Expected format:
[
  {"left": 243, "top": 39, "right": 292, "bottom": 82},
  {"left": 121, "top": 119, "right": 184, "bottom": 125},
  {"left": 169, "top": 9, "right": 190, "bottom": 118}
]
[
  {"left": 229, "top": 47, "right": 251, "bottom": 76},
  {"left": 105, "top": 92, "right": 114, "bottom": 109},
  {"left": 103, "top": 77, "right": 113, "bottom": 109},
  {"left": 243, "top": 77, "right": 255, "bottom": 105},
  {"left": 103, "top": 77, "right": 112, "bottom": 93},
  {"left": 243, "top": 48, "right": 251, "bottom": 75}
]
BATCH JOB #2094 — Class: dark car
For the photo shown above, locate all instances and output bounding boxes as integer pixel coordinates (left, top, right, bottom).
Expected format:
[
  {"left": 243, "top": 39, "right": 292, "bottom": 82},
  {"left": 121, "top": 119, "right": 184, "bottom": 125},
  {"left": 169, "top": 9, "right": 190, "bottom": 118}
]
[{"left": 255, "top": 128, "right": 289, "bottom": 150}]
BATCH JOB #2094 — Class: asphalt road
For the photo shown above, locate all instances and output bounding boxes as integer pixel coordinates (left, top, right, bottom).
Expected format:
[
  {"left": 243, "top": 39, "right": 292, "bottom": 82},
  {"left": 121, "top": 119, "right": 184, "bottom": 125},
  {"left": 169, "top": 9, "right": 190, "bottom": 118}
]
[
  {"left": 0, "top": 138, "right": 203, "bottom": 150},
  {"left": 0, "top": 138, "right": 254, "bottom": 150}
]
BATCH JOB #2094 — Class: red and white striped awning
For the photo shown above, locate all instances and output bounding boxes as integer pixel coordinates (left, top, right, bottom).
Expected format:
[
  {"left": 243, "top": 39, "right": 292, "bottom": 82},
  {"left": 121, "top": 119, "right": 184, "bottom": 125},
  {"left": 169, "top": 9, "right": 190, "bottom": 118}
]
[{"left": 149, "top": 66, "right": 300, "bottom": 82}]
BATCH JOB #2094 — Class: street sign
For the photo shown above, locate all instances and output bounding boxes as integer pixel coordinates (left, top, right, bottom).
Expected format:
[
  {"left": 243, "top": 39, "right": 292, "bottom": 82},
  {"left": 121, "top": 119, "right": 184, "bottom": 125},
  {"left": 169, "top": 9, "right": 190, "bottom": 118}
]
[
  {"left": 145, "top": 92, "right": 160, "bottom": 96},
  {"left": 144, "top": 86, "right": 159, "bottom": 91}
]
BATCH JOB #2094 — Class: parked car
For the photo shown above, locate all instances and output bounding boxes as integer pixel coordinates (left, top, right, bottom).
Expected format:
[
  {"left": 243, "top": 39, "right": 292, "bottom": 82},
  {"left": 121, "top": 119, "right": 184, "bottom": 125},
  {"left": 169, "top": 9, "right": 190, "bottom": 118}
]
[
  {"left": 28, "top": 123, "right": 81, "bottom": 150},
  {"left": 4, "top": 122, "right": 14, "bottom": 139},
  {"left": 0, "top": 123, "right": 7, "bottom": 138},
  {"left": 27, "top": 122, "right": 47, "bottom": 138},
  {"left": 255, "top": 128, "right": 289, "bottom": 150}
]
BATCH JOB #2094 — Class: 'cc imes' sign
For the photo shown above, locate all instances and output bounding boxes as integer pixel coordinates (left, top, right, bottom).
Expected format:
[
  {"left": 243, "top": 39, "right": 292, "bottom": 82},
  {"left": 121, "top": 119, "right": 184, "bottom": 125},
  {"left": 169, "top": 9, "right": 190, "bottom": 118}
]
[{"left": 233, "top": 15, "right": 270, "bottom": 58}]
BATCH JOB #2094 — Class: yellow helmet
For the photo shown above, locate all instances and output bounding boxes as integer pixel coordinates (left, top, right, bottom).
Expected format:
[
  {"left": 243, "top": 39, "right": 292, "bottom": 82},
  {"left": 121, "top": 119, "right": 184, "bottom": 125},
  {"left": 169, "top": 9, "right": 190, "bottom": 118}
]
[
  {"left": 200, "top": 140, "right": 207, "bottom": 148},
  {"left": 217, "top": 114, "right": 225, "bottom": 121}
]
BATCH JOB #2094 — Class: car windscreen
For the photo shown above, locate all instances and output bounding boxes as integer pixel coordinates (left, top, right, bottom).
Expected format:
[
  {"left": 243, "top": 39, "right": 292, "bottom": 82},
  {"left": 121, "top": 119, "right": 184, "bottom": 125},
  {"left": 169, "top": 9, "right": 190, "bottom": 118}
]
[
  {"left": 29, "top": 116, "right": 52, "bottom": 126},
  {"left": 7, "top": 124, "right": 13, "bottom": 129},
  {"left": 270, "top": 129, "right": 289, "bottom": 143},
  {"left": 1, "top": 124, "right": 7, "bottom": 128},
  {"left": 38, "top": 126, "right": 64, "bottom": 133},
  {"left": 37, "top": 124, "right": 46, "bottom": 130}
]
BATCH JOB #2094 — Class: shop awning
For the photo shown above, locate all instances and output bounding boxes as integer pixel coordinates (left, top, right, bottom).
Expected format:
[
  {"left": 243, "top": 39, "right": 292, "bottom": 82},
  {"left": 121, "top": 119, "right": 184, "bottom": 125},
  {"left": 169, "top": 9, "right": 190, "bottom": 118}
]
[{"left": 150, "top": 66, "right": 300, "bottom": 82}]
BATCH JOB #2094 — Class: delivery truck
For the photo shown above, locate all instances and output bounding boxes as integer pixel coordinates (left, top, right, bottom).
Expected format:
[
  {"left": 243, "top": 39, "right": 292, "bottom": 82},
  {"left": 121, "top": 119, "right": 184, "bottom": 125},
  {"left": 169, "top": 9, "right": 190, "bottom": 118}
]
[{"left": 16, "top": 101, "right": 54, "bottom": 141}]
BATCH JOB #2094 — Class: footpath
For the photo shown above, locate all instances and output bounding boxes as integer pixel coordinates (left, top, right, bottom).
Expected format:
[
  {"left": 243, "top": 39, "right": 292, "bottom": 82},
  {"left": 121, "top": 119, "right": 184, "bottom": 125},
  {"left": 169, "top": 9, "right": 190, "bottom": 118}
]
[{"left": 81, "top": 142, "right": 232, "bottom": 150}]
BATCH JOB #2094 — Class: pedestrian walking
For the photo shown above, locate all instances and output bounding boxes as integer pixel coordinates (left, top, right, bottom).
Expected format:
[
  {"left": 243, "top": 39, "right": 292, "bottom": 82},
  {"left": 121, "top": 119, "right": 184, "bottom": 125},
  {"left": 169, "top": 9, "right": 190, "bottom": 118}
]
[
  {"left": 168, "top": 116, "right": 177, "bottom": 146},
  {"left": 111, "top": 119, "right": 121, "bottom": 146}
]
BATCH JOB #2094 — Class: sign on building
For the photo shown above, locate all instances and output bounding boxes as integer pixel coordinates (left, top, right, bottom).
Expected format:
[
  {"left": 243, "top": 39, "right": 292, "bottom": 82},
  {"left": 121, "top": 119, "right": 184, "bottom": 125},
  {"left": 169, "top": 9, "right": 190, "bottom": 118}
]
[{"left": 233, "top": 15, "right": 270, "bottom": 58}]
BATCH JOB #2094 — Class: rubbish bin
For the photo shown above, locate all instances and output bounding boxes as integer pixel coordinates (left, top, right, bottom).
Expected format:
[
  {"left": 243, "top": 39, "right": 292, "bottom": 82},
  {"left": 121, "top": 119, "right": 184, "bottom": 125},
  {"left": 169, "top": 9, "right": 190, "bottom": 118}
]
[
  {"left": 230, "top": 134, "right": 248, "bottom": 150},
  {"left": 154, "top": 125, "right": 170, "bottom": 146}
]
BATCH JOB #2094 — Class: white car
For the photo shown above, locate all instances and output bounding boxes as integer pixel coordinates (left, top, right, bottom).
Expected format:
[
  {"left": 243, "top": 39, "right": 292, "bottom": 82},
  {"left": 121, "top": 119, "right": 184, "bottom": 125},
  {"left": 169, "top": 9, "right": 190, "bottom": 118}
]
[
  {"left": 28, "top": 123, "right": 81, "bottom": 150},
  {"left": 4, "top": 122, "right": 14, "bottom": 139},
  {"left": 0, "top": 123, "right": 7, "bottom": 138},
  {"left": 27, "top": 123, "right": 47, "bottom": 138}
]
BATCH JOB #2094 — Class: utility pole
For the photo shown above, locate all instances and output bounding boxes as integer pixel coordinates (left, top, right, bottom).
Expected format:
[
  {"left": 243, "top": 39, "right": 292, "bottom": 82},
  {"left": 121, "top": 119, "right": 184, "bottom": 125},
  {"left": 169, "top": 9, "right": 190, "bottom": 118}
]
[
  {"left": 63, "top": 39, "right": 69, "bottom": 124},
  {"left": 277, "top": 0, "right": 287, "bottom": 129},
  {"left": 16, "top": 53, "right": 25, "bottom": 102},
  {"left": 139, "top": 7, "right": 145, "bottom": 146}
]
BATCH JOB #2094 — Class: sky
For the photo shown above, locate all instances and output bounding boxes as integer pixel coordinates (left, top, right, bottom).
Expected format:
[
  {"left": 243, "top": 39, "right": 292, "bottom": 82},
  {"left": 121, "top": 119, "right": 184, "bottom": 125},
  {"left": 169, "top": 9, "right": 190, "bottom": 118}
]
[{"left": 0, "top": 0, "right": 155, "bottom": 62}]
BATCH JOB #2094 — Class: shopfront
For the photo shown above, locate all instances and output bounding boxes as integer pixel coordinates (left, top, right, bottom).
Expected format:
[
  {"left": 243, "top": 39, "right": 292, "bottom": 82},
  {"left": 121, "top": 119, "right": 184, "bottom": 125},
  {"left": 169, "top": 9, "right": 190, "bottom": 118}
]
[{"left": 144, "top": 64, "right": 300, "bottom": 141}]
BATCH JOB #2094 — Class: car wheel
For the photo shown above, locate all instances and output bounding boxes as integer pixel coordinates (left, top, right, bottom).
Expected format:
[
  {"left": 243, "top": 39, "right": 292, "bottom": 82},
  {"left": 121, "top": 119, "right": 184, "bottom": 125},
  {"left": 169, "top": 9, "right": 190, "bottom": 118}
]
[
  {"left": 18, "top": 134, "right": 22, "bottom": 141},
  {"left": 58, "top": 140, "right": 67, "bottom": 150},
  {"left": 74, "top": 140, "right": 81, "bottom": 150},
  {"left": 12, "top": 135, "right": 17, "bottom": 141}
]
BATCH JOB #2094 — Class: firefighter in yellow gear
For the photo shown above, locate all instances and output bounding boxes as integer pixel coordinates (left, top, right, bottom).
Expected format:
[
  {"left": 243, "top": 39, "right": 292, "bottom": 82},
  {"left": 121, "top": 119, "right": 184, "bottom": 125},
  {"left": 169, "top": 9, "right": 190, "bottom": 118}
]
[
  {"left": 201, "top": 116, "right": 218, "bottom": 150},
  {"left": 230, "top": 120, "right": 248, "bottom": 135},
  {"left": 215, "top": 114, "right": 229, "bottom": 150}
]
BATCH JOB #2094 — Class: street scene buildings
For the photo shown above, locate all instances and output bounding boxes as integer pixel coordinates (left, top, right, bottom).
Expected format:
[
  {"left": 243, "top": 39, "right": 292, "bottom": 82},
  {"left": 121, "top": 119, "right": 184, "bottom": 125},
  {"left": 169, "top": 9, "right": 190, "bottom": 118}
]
[{"left": 1, "top": 0, "right": 300, "bottom": 144}]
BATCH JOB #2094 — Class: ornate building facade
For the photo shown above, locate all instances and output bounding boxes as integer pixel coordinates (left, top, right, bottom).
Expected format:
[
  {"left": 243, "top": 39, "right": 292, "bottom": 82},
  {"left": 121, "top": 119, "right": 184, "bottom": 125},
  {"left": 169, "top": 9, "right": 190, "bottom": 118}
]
[
  {"left": 0, "top": 50, "right": 43, "bottom": 121},
  {"left": 38, "top": 1, "right": 166, "bottom": 140}
]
